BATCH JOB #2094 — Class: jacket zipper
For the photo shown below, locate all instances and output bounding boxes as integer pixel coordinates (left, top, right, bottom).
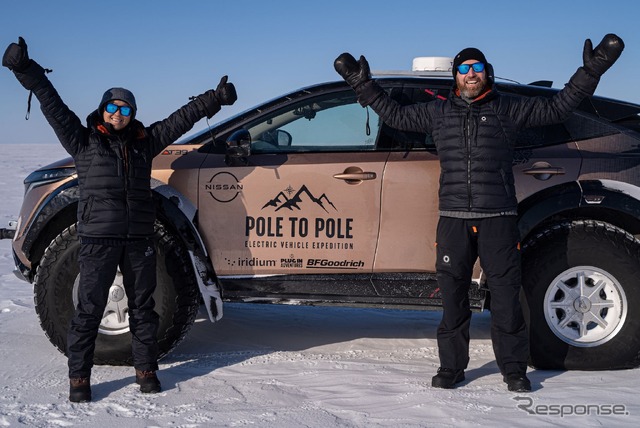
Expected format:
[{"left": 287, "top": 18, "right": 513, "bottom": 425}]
[
  {"left": 466, "top": 106, "right": 472, "bottom": 210},
  {"left": 121, "top": 143, "right": 131, "bottom": 237}
]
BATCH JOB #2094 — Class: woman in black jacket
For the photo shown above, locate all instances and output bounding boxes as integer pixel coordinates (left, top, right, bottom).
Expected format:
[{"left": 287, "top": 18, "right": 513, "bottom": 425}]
[{"left": 3, "top": 37, "right": 237, "bottom": 403}]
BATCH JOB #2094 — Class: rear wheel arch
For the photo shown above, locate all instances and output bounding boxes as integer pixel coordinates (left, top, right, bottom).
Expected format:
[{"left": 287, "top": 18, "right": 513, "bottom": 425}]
[
  {"left": 517, "top": 181, "right": 582, "bottom": 239},
  {"left": 518, "top": 180, "right": 640, "bottom": 241}
]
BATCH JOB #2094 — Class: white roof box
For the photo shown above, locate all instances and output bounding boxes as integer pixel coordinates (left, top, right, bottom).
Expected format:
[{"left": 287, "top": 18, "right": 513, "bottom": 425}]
[{"left": 412, "top": 57, "right": 453, "bottom": 72}]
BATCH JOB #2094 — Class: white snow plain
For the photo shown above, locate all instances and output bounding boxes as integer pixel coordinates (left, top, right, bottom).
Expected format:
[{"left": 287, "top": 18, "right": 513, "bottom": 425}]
[{"left": 0, "top": 144, "right": 638, "bottom": 427}]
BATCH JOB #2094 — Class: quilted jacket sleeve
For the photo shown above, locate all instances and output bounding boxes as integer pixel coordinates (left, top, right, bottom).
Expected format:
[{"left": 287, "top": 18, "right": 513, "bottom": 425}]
[
  {"left": 508, "top": 67, "right": 600, "bottom": 129},
  {"left": 145, "top": 97, "right": 211, "bottom": 156},
  {"left": 12, "top": 60, "right": 86, "bottom": 157},
  {"left": 361, "top": 80, "right": 435, "bottom": 135}
]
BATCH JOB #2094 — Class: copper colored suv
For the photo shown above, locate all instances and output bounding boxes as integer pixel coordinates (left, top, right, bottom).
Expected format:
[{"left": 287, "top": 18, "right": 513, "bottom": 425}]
[{"left": 4, "top": 63, "right": 640, "bottom": 370}]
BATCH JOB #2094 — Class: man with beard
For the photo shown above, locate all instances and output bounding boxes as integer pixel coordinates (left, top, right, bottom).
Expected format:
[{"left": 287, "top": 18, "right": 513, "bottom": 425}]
[{"left": 333, "top": 34, "right": 624, "bottom": 392}]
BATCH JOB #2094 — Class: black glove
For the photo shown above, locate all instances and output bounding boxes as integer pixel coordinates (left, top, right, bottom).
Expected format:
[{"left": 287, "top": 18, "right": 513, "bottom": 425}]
[
  {"left": 334, "top": 52, "right": 383, "bottom": 107},
  {"left": 3, "top": 37, "right": 48, "bottom": 92},
  {"left": 3, "top": 36, "right": 31, "bottom": 72},
  {"left": 334, "top": 53, "right": 371, "bottom": 90},
  {"left": 198, "top": 76, "right": 238, "bottom": 119},
  {"left": 582, "top": 33, "right": 624, "bottom": 78},
  {"left": 199, "top": 90, "right": 221, "bottom": 119},
  {"left": 214, "top": 75, "right": 237, "bottom": 106}
]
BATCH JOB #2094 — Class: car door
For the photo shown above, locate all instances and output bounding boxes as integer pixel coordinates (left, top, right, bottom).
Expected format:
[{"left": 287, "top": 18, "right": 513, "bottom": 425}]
[
  {"left": 197, "top": 89, "right": 387, "bottom": 276},
  {"left": 373, "top": 84, "right": 447, "bottom": 273}
]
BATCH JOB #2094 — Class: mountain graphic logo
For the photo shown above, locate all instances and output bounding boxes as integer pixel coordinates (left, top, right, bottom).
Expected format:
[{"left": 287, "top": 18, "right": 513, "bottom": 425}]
[{"left": 262, "top": 185, "right": 337, "bottom": 212}]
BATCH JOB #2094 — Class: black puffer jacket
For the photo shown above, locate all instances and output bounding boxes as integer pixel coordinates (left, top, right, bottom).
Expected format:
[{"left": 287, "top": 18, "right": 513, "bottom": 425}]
[
  {"left": 366, "top": 67, "right": 599, "bottom": 213},
  {"left": 16, "top": 62, "right": 211, "bottom": 238}
]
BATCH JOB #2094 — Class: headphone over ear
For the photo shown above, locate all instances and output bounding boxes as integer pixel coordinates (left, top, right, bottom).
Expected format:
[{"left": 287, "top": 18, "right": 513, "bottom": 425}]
[{"left": 485, "top": 62, "right": 495, "bottom": 83}]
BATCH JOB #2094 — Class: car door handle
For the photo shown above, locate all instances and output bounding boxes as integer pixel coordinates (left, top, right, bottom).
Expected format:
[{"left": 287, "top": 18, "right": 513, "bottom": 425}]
[
  {"left": 333, "top": 167, "right": 377, "bottom": 185},
  {"left": 523, "top": 162, "right": 565, "bottom": 180},
  {"left": 523, "top": 167, "right": 565, "bottom": 175},
  {"left": 333, "top": 172, "right": 377, "bottom": 181}
]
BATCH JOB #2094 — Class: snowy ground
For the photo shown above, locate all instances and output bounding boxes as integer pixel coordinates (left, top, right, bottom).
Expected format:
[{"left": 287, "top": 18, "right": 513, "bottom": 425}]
[{"left": 0, "top": 144, "right": 638, "bottom": 427}]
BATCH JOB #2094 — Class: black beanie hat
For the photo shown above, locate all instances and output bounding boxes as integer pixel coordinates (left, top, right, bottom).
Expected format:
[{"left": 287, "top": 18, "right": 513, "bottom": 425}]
[
  {"left": 99, "top": 87, "right": 137, "bottom": 118},
  {"left": 452, "top": 47, "right": 490, "bottom": 79}
]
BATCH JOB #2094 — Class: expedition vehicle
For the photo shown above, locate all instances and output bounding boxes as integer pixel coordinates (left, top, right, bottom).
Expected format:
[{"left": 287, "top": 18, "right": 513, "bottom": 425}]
[{"left": 4, "top": 57, "right": 640, "bottom": 370}]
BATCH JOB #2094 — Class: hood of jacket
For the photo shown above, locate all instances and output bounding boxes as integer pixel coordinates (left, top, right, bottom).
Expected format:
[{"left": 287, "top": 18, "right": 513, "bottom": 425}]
[{"left": 86, "top": 110, "right": 146, "bottom": 141}]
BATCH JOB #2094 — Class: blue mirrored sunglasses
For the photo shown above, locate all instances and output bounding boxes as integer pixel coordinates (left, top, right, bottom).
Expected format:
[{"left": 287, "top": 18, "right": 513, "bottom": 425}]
[
  {"left": 457, "top": 62, "right": 485, "bottom": 74},
  {"left": 105, "top": 103, "right": 132, "bottom": 117}
]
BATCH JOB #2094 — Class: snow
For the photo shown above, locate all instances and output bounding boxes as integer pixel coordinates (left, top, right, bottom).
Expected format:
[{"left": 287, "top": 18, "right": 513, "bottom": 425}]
[{"left": 0, "top": 144, "right": 638, "bottom": 427}]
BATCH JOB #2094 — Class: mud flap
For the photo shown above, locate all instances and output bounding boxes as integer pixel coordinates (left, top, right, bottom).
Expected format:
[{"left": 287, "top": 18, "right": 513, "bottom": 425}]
[{"left": 188, "top": 250, "right": 223, "bottom": 322}]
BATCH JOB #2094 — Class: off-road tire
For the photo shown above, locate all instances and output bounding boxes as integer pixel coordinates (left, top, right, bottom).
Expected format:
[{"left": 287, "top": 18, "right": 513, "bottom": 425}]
[
  {"left": 33, "top": 222, "right": 200, "bottom": 365},
  {"left": 521, "top": 220, "right": 640, "bottom": 370}
]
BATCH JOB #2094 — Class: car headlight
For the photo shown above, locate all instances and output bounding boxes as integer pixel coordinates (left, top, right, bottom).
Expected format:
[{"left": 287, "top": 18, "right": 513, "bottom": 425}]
[{"left": 24, "top": 167, "right": 77, "bottom": 194}]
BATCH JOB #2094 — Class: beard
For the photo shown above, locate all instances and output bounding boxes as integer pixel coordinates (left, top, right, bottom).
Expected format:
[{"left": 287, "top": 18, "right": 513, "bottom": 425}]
[{"left": 458, "top": 76, "right": 488, "bottom": 99}]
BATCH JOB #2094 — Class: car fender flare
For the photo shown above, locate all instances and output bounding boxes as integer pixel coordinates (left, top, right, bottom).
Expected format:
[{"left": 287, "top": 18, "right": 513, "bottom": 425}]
[
  {"left": 518, "top": 179, "right": 640, "bottom": 239},
  {"left": 151, "top": 179, "right": 223, "bottom": 322},
  {"left": 580, "top": 179, "right": 640, "bottom": 214},
  {"left": 22, "top": 180, "right": 79, "bottom": 264},
  {"left": 21, "top": 177, "right": 223, "bottom": 322}
]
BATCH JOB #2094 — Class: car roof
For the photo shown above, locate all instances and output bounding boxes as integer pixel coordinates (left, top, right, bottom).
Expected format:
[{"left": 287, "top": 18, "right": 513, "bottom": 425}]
[{"left": 181, "top": 74, "right": 640, "bottom": 145}]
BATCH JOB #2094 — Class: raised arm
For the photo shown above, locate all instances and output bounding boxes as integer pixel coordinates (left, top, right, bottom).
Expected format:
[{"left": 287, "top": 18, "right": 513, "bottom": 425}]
[
  {"left": 515, "top": 34, "right": 625, "bottom": 128},
  {"left": 146, "top": 75, "right": 237, "bottom": 155},
  {"left": 334, "top": 52, "right": 433, "bottom": 134},
  {"left": 3, "top": 37, "right": 85, "bottom": 156}
]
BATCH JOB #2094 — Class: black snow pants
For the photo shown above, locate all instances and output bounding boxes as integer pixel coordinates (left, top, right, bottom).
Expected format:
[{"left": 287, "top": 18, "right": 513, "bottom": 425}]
[
  {"left": 434, "top": 216, "right": 529, "bottom": 375},
  {"left": 67, "top": 238, "right": 159, "bottom": 378}
]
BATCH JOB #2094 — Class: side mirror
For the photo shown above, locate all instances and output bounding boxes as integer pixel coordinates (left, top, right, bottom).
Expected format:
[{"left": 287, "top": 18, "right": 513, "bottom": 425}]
[
  {"left": 225, "top": 129, "right": 251, "bottom": 158},
  {"left": 262, "top": 129, "right": 292, "bottom": 147},
  {"left": 275, "top": 129, "right": 292, "bottom": 147}
]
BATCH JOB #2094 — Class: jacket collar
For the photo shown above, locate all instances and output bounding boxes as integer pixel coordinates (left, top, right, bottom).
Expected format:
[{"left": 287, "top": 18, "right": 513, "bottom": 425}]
[
  {"left": 87, "top": 110, "right": 146, "bottom": 140},
  {"left": 451, "top": 86, "right": 497, "bottom": 107}
]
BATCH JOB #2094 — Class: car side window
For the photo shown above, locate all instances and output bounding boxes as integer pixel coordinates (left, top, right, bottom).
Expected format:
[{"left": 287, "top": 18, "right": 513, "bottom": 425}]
[
  {"left": 496, "top": 83, "right": 608, "bottom": 148},
  {"left": 514, "top": 123, "right": 572, "bottom": 148},
  {"left": 245, "top": 91, "right": 380, "bottom": 153},
  {"left": 376, "top": 84, "right": 448, "bottom": 151}
]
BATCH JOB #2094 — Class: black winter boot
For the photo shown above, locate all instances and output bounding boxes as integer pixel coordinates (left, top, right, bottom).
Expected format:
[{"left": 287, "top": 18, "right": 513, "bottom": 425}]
[
  {"left": 69, "top": 377, "right": 91, "bottom": 402},
  {"left": 135, "top": 369, "right": 161, "bottom": 393},
  {"left": 431, "top": 368, "right": 465, "bottom": 389},
  {"left": 504, "top": 373, "right": 532, "bottom": 392}
]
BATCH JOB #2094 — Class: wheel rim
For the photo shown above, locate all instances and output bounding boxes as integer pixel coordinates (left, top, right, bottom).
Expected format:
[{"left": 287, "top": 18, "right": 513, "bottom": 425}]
[
  {"left": 72, "top": 270, "right": 131, "bottom": 336},
  {"left": 544, "top": 266, "right": 627, "bottom": 347}
]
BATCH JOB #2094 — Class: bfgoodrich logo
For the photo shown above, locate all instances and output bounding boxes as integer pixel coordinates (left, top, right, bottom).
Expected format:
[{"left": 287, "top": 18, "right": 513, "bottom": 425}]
[{"left": 306, "top": 259, "right": 364, "bottom": 269}]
